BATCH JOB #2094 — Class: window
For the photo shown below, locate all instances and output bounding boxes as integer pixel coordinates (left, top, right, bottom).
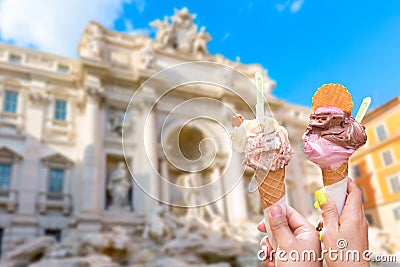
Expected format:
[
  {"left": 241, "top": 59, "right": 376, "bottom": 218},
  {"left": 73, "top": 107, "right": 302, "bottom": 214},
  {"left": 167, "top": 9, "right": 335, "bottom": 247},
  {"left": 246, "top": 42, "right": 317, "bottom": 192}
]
[
  {"left": 376, "top": 125, "right": 388, "bottom": 142},
  {"left": 54, "top": 100, "right": 67, "bottom": 121},
  {"left": 352, "top": 164, "right": 361, "bottom": 179},
  {"left": 365, "top": 214, "right": 374, "bottom": 225},
  {"left": 57, "top": 64, "right": 70, "bottom": 73},
  {"left": 388, "top": 175, "right": 400, "bottom": 194},
  {"left": 0, "top": 164, "right": 11, "bottom": 190},
  {"left": 8, "top": 54, "right": 22, "bottom": 63},
  {"left": 393, "top": 207, "right": 400, "bottom": 220},
  {"left": 45, "top": 229, "right": 61, "bottom": 242},
  {"left": 48, "top": 168, "right": 64, "bottom": 194},
  {"left": 3, "top": 91, "right": 18, "bottom": 114},
  {"left": 382, "top": 150, "right": 394, "bottom": 166},
  {"left": 0, "top": 228, "right": 3, "bottom": 257}
]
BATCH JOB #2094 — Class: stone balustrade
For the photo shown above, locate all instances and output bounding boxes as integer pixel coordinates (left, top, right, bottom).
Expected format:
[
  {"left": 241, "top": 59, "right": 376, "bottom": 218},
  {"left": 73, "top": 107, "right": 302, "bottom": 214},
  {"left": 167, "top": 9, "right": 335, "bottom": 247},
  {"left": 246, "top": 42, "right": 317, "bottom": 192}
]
[
  {"left": 37, "top": 192, "right": 72, "bottom": 216},
  {"left": 0, "top": 44, "right": 78, "bottom": 76},
  {"left": 0, "top": 189, "right": 19, "bottom": 212}
]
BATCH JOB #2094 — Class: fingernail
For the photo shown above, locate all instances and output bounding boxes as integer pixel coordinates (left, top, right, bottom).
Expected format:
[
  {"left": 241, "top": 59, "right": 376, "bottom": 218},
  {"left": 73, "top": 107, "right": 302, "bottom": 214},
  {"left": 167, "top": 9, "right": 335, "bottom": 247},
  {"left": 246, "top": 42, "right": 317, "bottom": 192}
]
[
  {"left": 315, "top": 189, "right": 327, "bottom": 205},
  {"left": 314, "top": 201, "right": 320, "bottom": 209},
  {"left": 270, "top": 205, "right": 282, "bottom": 218}
]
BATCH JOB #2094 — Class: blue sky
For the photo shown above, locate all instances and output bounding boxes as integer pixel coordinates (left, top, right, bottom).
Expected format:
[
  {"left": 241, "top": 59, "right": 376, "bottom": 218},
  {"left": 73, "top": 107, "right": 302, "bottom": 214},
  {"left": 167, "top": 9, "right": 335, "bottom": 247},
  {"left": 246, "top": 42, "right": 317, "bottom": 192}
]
[{"left": 1, "top": 0, "right": 400, "bottom": 111}]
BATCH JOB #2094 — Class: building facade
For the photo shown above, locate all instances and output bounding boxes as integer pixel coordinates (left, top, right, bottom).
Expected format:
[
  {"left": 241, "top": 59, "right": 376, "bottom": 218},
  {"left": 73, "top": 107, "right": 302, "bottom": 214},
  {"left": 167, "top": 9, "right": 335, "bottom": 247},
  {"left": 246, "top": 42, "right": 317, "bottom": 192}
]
[
  {"left": 0, "top": 8, "right": 320, "bottom": 256},
  {"left": 350, "top": 97, "right": 400, "bottom": 231}
]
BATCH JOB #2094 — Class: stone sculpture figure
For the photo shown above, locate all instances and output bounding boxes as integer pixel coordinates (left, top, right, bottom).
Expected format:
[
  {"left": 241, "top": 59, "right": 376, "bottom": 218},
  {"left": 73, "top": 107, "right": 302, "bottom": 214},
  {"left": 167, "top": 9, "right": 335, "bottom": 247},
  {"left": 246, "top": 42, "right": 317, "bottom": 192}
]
[
  {"left": 79, "top": 23, "right": 104, "bottom": 59},
  {"left": 107, "top": 162, "right": 131, "bottom": 210},
  {"left": 108, "top": 109, "right": 124, "bottom": 136},
  {"left": 192, "top": 26, "right": 211, "bottom": 56},
  {"left": 176, "top": 172, "right": 217, "bottom": 221},
  {"left": 150, "top": 16, "right": 172, "bottom": 48},
  {"left": 149, "top": 8, "right": 211, "bottom": 56},
  {"left": 142, "top": 40, "right": 157, "bottom": 69}
]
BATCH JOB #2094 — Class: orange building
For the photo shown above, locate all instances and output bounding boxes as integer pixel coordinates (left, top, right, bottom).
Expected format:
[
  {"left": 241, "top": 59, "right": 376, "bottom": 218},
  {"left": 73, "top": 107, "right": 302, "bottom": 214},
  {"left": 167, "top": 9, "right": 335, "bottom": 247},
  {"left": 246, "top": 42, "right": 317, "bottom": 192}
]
[{"left": 350, "top": 96, "right": 400, "bottom": 231}]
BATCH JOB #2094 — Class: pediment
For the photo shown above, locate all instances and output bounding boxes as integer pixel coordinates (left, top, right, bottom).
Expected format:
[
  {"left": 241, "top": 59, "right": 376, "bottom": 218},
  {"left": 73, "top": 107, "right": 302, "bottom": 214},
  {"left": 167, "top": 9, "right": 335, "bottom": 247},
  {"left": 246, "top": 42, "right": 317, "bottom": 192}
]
[
  {"left": 0, "top": 147, "right": 23, "bottom": 160},
  {"left": 41, "top": 153, "right": 73, "bottom": 165}
]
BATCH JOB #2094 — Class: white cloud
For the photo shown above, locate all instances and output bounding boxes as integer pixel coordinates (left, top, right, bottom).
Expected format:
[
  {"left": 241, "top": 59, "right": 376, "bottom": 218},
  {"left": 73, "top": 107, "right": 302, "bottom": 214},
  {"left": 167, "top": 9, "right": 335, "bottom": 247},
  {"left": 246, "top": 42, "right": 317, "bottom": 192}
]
[
  {"left": 133, "top": 0, "right": 146, "bottom": 13},
  {"left": 0, "top": 0, "right": 139, "bottom": 57},
  {"left": 124, "top": 19, "right": 152, "bottom": 35},
  {"left": 276, "top": 0, "right": 304, "bottom": 13},
  {"left": 290, "top": 0, "right": 304, "bottom": 13},
  {"left": 276, "top": 1, "right": 290, "bottom": 12},
  {"left": 221, "top": 32, "right": 231, "bottom": 42}
]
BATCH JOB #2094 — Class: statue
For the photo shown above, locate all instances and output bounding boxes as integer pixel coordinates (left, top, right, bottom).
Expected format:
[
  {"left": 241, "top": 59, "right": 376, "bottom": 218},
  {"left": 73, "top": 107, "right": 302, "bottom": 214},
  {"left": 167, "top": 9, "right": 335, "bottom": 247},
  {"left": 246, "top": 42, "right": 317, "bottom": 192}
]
[
  {"left": 141, "top": 40, "right": 157, "bottom": 69},
  {"left": 107, "top": 109, "right": 124, "bottom": 136},
  {"left": 149, "top": 8, "right": 211, "bottom": 56},
  {"left": 192, "top": 26, "right": 211, "bottom": 57},
  {"left": 107, "top": 162, "right": 131, "bottom": 210},
  {"left": 176, "top": 172, "right": 217, "bottom": 221},
  {"left": 79, "top": 23, "right": 104, "bottom": 59},
  {"left": 150, "top": 16, "right": 172, "bottom": 48}
]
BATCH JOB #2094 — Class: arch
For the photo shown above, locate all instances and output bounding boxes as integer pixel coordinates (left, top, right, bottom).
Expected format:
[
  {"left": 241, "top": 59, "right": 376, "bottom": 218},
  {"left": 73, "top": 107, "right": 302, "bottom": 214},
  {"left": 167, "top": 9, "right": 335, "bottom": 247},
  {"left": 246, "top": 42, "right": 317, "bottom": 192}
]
[{"left": 161, "top": 117, "right": 230, "bottom": 154}]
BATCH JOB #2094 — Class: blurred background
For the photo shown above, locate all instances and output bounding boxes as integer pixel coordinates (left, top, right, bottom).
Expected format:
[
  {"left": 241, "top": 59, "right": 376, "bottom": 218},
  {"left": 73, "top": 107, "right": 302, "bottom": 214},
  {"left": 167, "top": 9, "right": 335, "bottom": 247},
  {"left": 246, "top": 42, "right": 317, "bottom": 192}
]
[{"left": 0, "top": 1, "right": 399, "bottom": 266}]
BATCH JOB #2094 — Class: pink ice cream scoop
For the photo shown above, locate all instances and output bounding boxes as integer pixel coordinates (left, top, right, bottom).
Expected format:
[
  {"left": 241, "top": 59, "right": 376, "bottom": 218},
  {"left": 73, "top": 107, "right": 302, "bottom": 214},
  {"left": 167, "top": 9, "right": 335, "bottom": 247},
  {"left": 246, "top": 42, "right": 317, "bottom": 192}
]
[{"left": 302, "top": 106, "right": 367, "bottom": 169}]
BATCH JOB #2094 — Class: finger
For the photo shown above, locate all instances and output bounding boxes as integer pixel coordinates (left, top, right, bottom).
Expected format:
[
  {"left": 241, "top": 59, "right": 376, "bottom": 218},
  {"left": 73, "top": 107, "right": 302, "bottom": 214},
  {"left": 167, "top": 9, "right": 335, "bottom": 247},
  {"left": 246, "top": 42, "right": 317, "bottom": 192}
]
[
  {"left": 260, "top": 235, "right": 268, "bottom": 246},
  {"left": 340, "top": 179, "right": 364, "bottom": 223},
  {"left": 261, "top": 241, "right": 274, "bottom": 266},
  {"left": 257, "top": 220, "right": 267, "bottom": 233},
  {"left": 286, "top": 205, "right": 314, "bottom": 233},
  {"left": 260, "top": 240, "right": 274, "bottom": 267},
  {"left": 344, "top": 178, "right": 363, "bottom": 214},
  {"left": 268, "top": 205, "right": 295, "bottom": 244},
  {"left": 316, "top": 189, "right": 339, "bottom": 232}
]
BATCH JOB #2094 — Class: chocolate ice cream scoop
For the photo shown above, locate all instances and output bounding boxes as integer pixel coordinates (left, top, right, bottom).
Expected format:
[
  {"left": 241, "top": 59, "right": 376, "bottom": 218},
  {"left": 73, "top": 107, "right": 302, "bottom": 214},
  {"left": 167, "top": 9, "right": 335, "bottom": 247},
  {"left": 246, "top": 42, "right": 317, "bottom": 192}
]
[{"left": 304, "top": 107, "right": 367, "bottom": 149}]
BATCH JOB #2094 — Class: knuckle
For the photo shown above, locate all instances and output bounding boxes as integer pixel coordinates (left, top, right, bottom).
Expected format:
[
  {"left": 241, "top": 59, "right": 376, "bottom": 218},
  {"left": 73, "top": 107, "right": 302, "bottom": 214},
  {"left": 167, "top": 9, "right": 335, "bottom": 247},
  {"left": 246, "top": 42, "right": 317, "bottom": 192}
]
[
  {"left": 322, "top": 205, "right": 336, "bottom": 217},
  {"left": 271, "top": 219, "right": 288, "bottom": 232}
]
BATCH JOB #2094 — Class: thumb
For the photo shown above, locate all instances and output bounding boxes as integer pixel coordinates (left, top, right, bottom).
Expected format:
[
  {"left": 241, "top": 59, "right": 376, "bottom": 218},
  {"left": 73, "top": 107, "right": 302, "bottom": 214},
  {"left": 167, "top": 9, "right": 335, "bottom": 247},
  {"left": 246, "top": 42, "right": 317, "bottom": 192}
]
[
  {"left": 268, "top": 205, "right": 294, "bottom": 245},
  {"left": 316, "top": 189, "right": 339, "bottom": 232}
]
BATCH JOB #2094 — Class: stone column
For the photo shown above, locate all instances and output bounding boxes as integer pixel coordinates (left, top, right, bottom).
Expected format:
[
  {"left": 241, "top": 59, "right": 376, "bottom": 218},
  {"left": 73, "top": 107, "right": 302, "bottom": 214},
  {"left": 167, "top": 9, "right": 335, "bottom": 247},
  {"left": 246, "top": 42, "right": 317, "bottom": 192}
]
[
  {"left": 130, "top": 88, "right": 159, "bottom": 215},
  {"left": 9, "top": 90, "right": 47, "bottom": 244},
  {"left": 77, "top": 85, "right": 103, "bottom": 231},
  {"left": 223, "top": 151, "right": 248, "bottom": 222},
  {"left": 160, "top": 158, "right": 170, "bottom": 205},
  {"left": 220, "top": 100, "right": 248, "bottom": 222},
  {"left": 287, "top": 128, "right": 311, "bottom": 216},
  {"left": 209, "top": 162, "right": 226, "bottom": 218}
]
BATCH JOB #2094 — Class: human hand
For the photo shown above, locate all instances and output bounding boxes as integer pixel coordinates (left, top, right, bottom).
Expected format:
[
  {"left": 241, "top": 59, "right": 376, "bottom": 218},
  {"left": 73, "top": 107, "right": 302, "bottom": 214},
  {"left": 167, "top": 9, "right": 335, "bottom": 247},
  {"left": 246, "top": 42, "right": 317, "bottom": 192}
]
[
  {"left": 317, "top": 178, "right": 370, "bottom": 267},
  {"left": 257, "top": 205, "right": 322, "bottom": 267}
]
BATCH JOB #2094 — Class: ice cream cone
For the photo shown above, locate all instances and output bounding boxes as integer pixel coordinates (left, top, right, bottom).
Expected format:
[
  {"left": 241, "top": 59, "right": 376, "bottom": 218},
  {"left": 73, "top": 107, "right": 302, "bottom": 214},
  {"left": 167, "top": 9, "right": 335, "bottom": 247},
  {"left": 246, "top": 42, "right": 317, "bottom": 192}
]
[
  {"left": 321, "top": 163, "right": 349, "bottom": 216},
  {"left": 322, "top": 163, "right": 349, "bottom": 186},
  {"left": 256, "top": 167, "right": 286, "bottom": 209}
]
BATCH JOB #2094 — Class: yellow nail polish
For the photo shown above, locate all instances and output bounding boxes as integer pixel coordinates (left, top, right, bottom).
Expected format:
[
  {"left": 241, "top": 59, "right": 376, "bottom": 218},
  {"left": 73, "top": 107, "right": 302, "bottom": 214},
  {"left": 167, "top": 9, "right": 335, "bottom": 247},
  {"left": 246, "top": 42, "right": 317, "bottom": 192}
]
[
  {"left": 319, "top": 233, "right": 323, "bottom": 241},
  {"left": 315, "top": 189, "right": 327, "bottom": 205},
  {"left": 314, "top": 201, "right": 320, "bottom": 209}
]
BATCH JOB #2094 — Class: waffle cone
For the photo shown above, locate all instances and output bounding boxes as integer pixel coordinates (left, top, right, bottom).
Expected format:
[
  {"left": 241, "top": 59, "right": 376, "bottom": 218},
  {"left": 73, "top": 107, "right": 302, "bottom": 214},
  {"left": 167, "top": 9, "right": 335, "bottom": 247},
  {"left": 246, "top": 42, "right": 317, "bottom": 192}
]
[
  {"left": 257, "top": 168, "right": 286, "bottom": 209},
  {"left": 322, "top": 163, "right": 348, "bottom": 186},
  {"left": 312, "top": 84, "right": 354, "bottom": 115}
]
